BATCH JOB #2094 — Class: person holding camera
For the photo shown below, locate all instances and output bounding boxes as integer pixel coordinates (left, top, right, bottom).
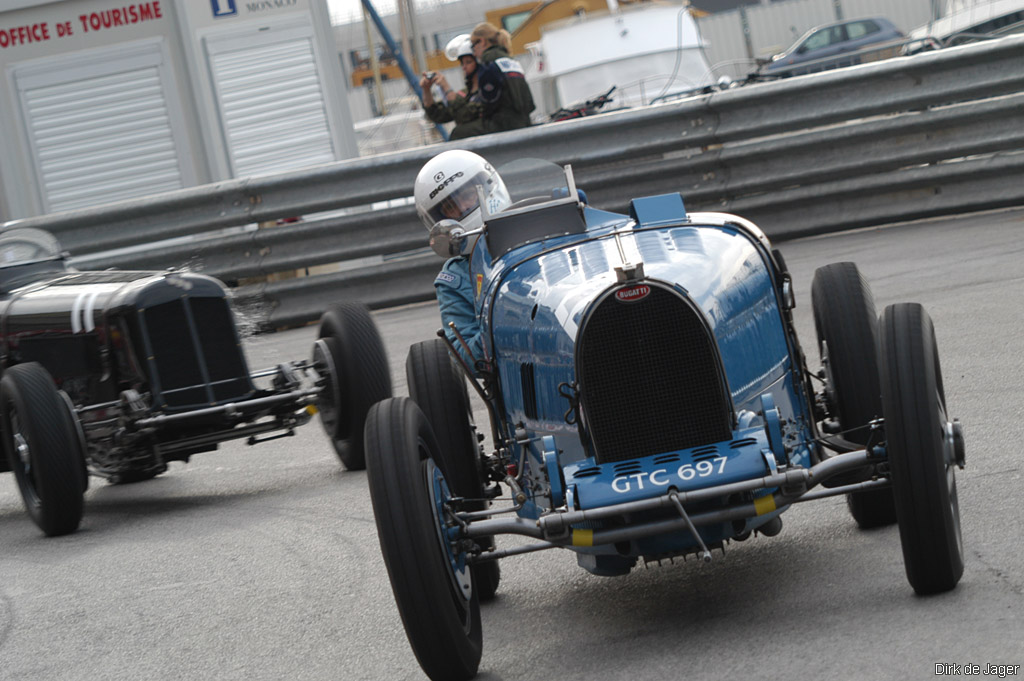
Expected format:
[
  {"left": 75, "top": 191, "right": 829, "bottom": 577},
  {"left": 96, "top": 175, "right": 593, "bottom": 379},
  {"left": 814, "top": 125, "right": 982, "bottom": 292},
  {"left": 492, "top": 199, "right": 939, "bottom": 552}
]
[{"left": 420, "top": 34, "right": 487, "bottom": 140}]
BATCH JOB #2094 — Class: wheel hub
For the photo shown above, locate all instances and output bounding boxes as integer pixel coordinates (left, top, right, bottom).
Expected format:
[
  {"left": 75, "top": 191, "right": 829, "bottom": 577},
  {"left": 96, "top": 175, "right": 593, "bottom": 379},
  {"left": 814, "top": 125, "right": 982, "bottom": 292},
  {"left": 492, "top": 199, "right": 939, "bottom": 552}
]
[
  {"left": 944, "top": 418, "right": 966, "bottom": 469},
  {"left": 312, "top": 338, "right": 341, "bottom": 429},
  {"left": 15, "top": 432, "right": 29, "bottom": 467},
  {"left": 821, "top": 340, "right": 837, "bottom": 410},
  {"left": 427, "top": 460, "right": 473, "bottom": 601},
  {"left": 12, "top": 414, "right": 30, "bottom": 470}
]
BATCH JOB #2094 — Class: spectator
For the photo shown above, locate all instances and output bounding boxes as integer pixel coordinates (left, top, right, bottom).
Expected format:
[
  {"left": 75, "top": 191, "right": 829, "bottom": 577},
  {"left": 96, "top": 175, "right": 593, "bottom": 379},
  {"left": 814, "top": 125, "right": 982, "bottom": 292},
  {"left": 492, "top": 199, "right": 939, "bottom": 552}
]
[
  {"left": 420, "top": 34, "right": 487, "bottom": 140},
  {"left": 469, "top": 22, "right": 535, "bottom": 133}
]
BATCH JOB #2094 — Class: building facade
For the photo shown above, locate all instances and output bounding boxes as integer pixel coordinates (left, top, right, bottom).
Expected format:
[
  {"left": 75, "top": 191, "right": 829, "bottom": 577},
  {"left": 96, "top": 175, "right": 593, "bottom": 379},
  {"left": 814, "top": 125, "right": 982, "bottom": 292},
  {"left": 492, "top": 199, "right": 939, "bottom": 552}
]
[{"left": 0, "top": 0, "right": 356, "bottom": 222}]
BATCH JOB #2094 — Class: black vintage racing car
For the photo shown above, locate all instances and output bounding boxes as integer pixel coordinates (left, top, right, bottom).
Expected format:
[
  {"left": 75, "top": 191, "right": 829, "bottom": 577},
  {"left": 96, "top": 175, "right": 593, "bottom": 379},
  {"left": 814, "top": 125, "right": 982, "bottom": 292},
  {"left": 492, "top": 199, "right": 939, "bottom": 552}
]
[{"left": 0, "top": 227, "right": 391, "bottom": 536}]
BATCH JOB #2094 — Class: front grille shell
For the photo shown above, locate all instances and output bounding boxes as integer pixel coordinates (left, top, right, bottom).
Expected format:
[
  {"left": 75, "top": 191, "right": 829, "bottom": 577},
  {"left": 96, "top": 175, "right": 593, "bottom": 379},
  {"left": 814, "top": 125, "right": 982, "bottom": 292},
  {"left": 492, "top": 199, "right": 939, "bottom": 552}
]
[
  {"left": 134, "top": 295, "right": 254, "bottom": 410},
  {"left": 576, "top": 281, "right": 733, "bottom": 464}
]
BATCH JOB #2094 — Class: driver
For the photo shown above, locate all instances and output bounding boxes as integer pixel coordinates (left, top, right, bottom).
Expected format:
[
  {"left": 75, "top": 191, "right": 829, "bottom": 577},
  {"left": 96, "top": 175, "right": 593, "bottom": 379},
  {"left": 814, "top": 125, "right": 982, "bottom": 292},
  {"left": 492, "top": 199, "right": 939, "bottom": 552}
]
[{"left": 413, "top": 150, "right": 511, "bottom": 368}]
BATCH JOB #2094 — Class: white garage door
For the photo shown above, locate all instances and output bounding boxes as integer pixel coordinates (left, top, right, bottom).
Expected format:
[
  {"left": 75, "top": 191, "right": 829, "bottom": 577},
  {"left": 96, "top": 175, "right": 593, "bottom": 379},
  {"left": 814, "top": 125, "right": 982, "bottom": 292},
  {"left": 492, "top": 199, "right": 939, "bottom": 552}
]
[
  {"left": 13, "top": 39, "right": 194, "bottom": 214},
  {"left": 204, "top": 20, "right": 338, "bottom": 178}
]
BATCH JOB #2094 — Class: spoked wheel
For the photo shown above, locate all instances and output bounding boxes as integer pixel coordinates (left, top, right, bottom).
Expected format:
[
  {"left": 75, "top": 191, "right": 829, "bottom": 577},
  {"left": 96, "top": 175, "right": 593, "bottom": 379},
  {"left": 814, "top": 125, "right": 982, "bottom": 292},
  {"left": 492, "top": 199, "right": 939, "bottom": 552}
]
[
  {"left": 1, "top": 363, "right": 86, "bottom": 536},
  {"left": 879, "top": 303, "right": 964, "bottom": 595},
  {"left": 407, "top": 339, "right": 500, "bottom": 601},
  {"left": 314, "top": 302, "right": 392, "bottom": 470},
  {"left": 365, "top": 398, "right": 482, "bottom": 681},
  {"left": 811, "top": 262, "right": 895, "bottom": 528}
]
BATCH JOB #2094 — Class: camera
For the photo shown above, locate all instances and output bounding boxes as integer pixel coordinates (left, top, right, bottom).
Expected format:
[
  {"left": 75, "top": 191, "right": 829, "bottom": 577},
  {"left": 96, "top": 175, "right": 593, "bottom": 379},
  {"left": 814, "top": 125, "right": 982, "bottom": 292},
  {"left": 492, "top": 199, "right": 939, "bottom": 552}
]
[{"left": 424, "top": 71, "right": 438, "bottom": 82}]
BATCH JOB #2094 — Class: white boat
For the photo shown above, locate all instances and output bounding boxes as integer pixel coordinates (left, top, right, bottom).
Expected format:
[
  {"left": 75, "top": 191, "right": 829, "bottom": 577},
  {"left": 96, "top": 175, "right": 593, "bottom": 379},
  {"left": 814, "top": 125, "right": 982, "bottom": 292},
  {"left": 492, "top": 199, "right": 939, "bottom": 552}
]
[
  {"left": 525, "top": 1, "right": 714, "bottom": 112},
  {"left": 909, "top": 0, "right": 1024, "bottom": 43}
]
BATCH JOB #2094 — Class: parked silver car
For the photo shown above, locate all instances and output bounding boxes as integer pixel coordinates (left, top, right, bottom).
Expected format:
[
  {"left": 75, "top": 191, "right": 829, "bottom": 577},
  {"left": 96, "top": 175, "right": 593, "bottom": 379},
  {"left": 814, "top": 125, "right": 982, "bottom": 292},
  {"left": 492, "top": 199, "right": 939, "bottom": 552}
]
[{"left": 762, "top": 17, "right": 905, "bottom": 76}]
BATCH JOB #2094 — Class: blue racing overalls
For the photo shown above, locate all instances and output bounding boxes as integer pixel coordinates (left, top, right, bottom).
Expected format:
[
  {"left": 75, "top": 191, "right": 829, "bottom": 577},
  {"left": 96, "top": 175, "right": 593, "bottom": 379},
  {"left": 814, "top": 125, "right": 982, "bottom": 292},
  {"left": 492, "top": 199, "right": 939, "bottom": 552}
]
[{"left": 434, "top": 256, "right": 483, "bottom": 370}]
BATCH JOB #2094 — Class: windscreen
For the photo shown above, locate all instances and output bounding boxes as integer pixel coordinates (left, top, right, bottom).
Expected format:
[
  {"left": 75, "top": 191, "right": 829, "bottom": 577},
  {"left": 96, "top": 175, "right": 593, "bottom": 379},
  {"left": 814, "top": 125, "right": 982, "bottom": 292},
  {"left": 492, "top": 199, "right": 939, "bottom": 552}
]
[
  {"left": 484, "top": 159, "right": 585, "bottom": 261},
  {"left": 496, "top": 158, "right": 573, "bottom": 210}
]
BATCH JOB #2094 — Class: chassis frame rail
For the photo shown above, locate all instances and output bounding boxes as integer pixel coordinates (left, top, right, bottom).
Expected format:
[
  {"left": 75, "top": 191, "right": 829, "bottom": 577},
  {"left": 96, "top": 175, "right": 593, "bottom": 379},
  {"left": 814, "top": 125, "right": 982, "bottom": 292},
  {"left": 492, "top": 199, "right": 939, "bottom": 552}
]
[{"left": 462, "top": 449, "right": 883, "bottom": 562}]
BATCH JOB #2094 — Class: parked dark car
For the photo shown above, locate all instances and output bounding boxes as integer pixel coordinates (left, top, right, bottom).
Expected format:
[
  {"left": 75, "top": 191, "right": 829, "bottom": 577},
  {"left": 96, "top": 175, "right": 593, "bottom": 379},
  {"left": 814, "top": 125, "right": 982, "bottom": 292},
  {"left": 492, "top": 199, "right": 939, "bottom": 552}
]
[
  {"left": 364, "top": 160, "right": 965, "bottom": 680},
  {"left": 761, "top": 17, "right": 905, "bottom": 76},
  {"left": 0, "top": 227, "right": 391, "bottom": 536}
]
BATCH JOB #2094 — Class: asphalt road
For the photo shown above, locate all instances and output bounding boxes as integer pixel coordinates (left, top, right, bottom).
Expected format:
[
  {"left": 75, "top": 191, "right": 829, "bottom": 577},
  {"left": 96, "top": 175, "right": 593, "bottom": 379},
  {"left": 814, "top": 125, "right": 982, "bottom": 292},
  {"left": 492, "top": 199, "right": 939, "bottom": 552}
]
[{"left": 2, "top": 207, "right": 1024, "bottom": 680}]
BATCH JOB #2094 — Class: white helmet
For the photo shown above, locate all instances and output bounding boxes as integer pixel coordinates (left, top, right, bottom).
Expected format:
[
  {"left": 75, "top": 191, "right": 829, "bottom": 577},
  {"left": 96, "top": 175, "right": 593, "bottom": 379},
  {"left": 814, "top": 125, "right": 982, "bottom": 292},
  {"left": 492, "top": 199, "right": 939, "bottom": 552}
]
[
  {"left": 414, "top": 150, "right": 511, "bottom": 239},
  {"left": 445, "top": 33, "right": 474, "bottom": 61}
]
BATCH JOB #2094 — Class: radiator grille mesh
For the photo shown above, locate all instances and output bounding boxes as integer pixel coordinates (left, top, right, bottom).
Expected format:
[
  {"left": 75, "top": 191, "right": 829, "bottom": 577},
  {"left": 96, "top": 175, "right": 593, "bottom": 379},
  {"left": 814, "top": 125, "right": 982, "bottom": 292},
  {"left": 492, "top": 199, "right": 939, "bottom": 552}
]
[
  {"left": 141, "top": 297, "right": 250, "bottom": 408},
  {"left": 577, "top": 286, "right": 732, "bottom": 463}
]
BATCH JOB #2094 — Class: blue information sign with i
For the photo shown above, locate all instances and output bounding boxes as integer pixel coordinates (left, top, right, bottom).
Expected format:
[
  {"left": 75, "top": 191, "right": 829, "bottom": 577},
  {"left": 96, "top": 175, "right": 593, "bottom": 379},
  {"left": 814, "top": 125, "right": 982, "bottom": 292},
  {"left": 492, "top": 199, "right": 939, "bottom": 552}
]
[{"left": 211, "top": 0, "right": 237, "bottom": 17}]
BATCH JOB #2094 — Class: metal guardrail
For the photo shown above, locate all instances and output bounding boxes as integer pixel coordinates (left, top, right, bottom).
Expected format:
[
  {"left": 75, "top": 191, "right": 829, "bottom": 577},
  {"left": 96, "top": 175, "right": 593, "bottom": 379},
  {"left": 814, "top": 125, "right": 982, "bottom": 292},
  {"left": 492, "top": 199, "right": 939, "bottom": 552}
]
[{"left": 6, "top": 35, "right": 1024, "bottom": 328}]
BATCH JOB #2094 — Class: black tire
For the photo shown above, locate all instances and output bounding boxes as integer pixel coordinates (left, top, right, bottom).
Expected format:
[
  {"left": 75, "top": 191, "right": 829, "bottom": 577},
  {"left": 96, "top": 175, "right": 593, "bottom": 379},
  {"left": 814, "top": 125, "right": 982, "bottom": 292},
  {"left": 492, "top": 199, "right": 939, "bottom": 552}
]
[
  {"left": 811, "top": 262, "right": 896, "bottom": 528},
  {"left": 1, "top": 363, "right": 86, "bottom": 536},
  {"left": 406, "top": 339, "right": 500, "bottom": 601},
  {"left": 316, "top": 302, "right": 392, "bottom": 470},
  {"left": 879, "top": 303, "right": 964, "bottom": 595},
  {"left": 365, "top": 398, "right": 482, "bottom": 681}
]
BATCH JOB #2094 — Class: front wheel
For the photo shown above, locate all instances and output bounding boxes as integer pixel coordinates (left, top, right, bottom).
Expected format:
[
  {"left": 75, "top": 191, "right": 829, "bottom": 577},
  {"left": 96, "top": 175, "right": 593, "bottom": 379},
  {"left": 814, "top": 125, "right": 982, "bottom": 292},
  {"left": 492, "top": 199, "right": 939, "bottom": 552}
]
[
  {"left": 406, "top": 339, "right": 500, "bottom": 601},
  {"left": 365, "top": 397, "right": 482, "bottom": 681},
  {"left": 811, "top": 262, "right": 895, "bottom": 528},
  {"left": 314, "top": 302, "right": 392, "bottom": 470},
  {"left": 1, "top": 363, "right": 86, "bottom": 536},
  {"left": 879, "top": 303, "right": 964, "bottom": 595}
]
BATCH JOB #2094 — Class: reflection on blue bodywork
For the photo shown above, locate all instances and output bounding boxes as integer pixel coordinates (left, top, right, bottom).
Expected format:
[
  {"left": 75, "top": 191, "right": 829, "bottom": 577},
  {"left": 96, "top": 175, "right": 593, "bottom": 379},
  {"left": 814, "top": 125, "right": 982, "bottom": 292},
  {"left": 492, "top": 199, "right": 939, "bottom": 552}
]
[{"left": 476, "top": 208, "right": 806, "bottom": 471}]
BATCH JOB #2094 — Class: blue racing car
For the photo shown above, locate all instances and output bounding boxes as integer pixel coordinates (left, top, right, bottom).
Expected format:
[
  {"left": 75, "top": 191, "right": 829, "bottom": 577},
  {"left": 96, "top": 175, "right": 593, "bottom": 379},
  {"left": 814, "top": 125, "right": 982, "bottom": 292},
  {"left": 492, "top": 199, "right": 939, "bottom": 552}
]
[{"left": 364, "top": 159, "right": 965, "bottom": 680}]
